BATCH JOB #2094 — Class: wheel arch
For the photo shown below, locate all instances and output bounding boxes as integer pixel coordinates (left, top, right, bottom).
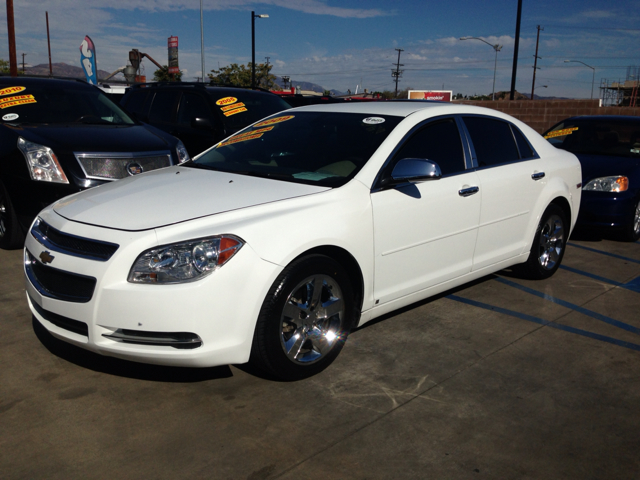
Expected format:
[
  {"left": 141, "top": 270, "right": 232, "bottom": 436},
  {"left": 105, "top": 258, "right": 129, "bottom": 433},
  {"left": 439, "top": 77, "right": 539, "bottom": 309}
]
[{"left": 290, "top": 245, "right": 365, "bottom": 320}]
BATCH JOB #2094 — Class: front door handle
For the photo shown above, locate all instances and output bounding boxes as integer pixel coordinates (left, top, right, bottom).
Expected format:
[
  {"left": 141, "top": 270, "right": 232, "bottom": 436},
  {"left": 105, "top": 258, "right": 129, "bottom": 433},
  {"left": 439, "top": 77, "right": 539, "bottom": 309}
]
[
  {"left": 532, "top": 171, "right": 546, "bottom": 180},
  {"left": 459, "top": 186, "right": 479, "bottom": 197}
]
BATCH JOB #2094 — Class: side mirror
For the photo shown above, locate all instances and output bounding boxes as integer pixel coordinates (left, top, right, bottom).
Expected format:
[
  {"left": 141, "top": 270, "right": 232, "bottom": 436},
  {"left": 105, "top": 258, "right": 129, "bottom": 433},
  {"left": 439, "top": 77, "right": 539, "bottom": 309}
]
[
  {"left": 191, "top": 117, "right": 214, "bottom": 129},
  {"left": 390, "top": 158, "right": 442, "bottom": 184}
]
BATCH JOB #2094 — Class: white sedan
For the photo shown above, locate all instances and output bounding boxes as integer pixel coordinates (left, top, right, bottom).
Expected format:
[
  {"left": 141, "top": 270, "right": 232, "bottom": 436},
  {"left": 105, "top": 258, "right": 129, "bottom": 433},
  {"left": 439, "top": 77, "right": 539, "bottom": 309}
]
[{"left": 24, "top": 102, "right": 582, "bottom": 380}]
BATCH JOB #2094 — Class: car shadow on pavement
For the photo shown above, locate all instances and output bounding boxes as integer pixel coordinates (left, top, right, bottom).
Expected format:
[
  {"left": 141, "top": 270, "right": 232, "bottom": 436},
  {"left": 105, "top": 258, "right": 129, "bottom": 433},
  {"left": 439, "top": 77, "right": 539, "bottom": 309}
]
[{"left": 32, "top": 317, "right": 233, "bottom": 382}]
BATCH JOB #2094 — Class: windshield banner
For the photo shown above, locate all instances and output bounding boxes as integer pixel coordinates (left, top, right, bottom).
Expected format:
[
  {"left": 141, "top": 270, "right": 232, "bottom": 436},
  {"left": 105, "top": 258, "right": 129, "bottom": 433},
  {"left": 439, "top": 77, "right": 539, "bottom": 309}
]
[{"left": 80, "top": 36, "right": 98, "bottom": 85}]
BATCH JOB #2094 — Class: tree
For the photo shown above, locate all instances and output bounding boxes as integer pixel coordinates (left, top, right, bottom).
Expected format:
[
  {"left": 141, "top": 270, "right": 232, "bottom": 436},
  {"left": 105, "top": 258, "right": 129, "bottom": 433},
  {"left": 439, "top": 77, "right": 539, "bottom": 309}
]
[
  {"left": 153, "top": 66, "right": 182, "bottom": 82},
  {"left": 0, "top": 59, "right": 22, "bottom": 76},
  {"left": 208, "top": 62, "right": 277, "bottom": 90}
]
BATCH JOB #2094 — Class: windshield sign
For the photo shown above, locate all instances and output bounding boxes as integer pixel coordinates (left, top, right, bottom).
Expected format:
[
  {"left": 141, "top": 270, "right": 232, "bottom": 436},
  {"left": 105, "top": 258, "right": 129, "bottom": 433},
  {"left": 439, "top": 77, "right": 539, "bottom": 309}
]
[{"left": 191, "top": 112, "right": 402, "bottom": 187}]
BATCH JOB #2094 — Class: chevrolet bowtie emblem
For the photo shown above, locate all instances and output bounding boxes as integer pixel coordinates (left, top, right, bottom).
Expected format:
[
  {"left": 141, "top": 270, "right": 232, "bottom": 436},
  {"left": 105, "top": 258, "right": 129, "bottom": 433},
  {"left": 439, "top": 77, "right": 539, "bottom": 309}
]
[{"left": 39, "top": 251, "right": 55, "bottom": 264}]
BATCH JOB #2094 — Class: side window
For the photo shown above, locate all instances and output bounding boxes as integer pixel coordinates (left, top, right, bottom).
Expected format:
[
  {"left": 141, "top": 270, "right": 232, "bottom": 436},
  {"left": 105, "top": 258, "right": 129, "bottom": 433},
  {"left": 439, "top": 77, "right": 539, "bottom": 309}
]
[
  {"left": 123, "top": 90, "right": 149, "bottom": 116},
  {"left": 463, "top": 116, "right": 520, "bottom": 167},
  {"left": 177, "top": 93, "right": 215, "bottom": 127},
  {"left": 148, "top": 91, "right": 179, "bottom": 124},
  {"left": 512, "top": 126, "right": 535, "bottom": 159},
  {"left": 393, "top": 118, "right": 466, "bottom": 176}
]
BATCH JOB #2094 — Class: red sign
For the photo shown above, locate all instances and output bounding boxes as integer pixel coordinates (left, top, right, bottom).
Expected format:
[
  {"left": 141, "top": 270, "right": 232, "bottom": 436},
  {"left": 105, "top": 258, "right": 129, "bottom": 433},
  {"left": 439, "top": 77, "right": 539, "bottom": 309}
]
[
  {"left": 408, "top": 90, "right": 452, "bottom": 102},
  {"left": 168, "top": 36, "right": 178, "bottom": 48}
]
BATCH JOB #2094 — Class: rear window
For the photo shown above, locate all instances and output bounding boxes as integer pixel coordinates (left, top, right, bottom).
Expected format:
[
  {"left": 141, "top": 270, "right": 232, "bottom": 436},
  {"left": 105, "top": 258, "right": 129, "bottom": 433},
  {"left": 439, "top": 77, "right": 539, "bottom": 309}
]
[
  {"left": 209, "top": 90, "right": 291, "bottom": 131},
  {"left": 544, "top": 119, "right": 640, "bottom": 158}
]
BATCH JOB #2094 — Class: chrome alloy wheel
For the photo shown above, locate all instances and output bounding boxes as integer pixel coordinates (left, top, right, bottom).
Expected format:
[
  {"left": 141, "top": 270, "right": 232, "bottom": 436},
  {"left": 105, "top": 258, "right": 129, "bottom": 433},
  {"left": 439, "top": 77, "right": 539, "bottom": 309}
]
[
  {"left": 537, "top": 213, "right": 564, "bottom": 270},
  {"left": 0, "top": 197, "right": 7, "bottom": 239},
  {"left": 633, "top": 201, "right": 640, "bottom": 237},
  {"left": 279, "top": 274, "right": 345, "bottom": 364}
]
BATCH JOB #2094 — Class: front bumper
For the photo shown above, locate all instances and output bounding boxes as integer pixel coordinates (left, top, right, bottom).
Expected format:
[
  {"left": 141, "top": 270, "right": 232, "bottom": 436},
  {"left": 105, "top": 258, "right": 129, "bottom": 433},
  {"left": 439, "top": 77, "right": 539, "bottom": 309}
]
[
  {"left": 24, "top": 211, "right": 281, "bottom": 368},
  {"left": 577, "top": 190, "right": 639, "bottom": 229}
]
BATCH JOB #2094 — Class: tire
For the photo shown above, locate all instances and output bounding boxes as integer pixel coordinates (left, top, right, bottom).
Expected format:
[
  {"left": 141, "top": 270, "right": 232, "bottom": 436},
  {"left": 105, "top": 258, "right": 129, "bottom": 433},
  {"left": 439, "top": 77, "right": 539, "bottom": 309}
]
[
  {"left": 620, "top": 198, "right": 640, "bottom": 242},
  {"left": 0, "top": 180, "right": 24, "bottom": 250},
  {"left": 518, "top": 204, "right": 567, "bottom": 280},
  {"left": 250, "top": 254, "right": 356, "bottom": 381}
]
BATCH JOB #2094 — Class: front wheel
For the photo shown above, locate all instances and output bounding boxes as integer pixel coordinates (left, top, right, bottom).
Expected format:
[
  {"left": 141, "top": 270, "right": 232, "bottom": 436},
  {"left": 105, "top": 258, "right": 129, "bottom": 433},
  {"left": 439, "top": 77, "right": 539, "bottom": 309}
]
[
  {"left": 620, "top": 198, "right": 640, "bottom": 242},
  {"left": 518, "top": 204, "right": 567, "bottom": 280},
  {"left": 250, "top": 255, "right": 356, "bottom": 380}
]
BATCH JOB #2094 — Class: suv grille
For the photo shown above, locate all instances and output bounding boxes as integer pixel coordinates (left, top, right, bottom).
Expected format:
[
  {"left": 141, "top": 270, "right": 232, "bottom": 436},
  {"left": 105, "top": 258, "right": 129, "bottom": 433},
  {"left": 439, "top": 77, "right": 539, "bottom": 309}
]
[
  {"left": 75, "top": 152, "right": 172, "bottom": 180},
  {"left": 25, "top": 250, "right": 97, "bottom": 303},
  {"left": 31, "top": 218, "right": 119, "bottom": 261}
]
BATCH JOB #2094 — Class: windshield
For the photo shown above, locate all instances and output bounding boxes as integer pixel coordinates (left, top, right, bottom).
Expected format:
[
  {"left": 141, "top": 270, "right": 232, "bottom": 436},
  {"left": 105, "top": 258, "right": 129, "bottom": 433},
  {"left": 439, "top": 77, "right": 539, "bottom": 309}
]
[
  {"left": 0, "top": 83, "right": 135, "bottom": 125},
  {"left": 544, "top": 119, "right": 640, "bottom": 158},
  {"left": 209, "top": 90, "right": 291, "bottom": 132},
  {"left": 190, "top": 111, "right": 402, "bottom": 187}
]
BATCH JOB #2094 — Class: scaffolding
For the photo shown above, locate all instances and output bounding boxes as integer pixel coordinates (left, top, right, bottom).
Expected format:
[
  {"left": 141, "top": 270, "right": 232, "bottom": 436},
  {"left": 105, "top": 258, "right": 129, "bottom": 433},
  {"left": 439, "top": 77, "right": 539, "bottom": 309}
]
[{"left": 600, "top": 66, "right": 640, "bottom": 107}]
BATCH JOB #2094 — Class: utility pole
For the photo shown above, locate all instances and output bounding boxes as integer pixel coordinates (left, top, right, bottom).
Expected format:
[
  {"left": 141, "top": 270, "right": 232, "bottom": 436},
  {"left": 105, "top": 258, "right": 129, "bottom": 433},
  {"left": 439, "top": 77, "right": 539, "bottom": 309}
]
[
  {"left": 531, "top": 25, "right": 543, "bottom": 100},
  {"left": 46, "top": 12, "right": 53, "bottom": 76},
  {"left": 6, "top": 0, "right": 18, "bottom": 77},
  {"left": 392, "top": 48, "right": 404, "bottom": 98},
  {"left": 509, "top": 0, "right": 523, "bottom": 100},
  {"left": 21, "top": 52, "right": 26, "bottom": 72},
  {"left": 265, "top": 56, "right": 270, "bottom": 67}
]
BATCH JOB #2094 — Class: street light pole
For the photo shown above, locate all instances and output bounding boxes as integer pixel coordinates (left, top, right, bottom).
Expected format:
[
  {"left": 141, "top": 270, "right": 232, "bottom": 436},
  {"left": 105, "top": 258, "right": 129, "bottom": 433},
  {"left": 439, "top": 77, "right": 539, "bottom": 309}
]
[
  {"left": 564, "top": 60, "right": 596, "bottom": 100},
  {"left": 251, "top": 11, "right": 269, "bottom": 88},
  {"left": 460, "top": 37, "right": 502, "bottom": 100},
  {"left": 200, "top": 0, "right": 204, "bottom": 82}
]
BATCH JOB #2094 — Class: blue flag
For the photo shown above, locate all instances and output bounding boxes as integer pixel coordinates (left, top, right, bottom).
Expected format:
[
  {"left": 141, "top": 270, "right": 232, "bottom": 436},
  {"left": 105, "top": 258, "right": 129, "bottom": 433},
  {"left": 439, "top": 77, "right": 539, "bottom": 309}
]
[{"left": 80, "top": 36, "right": 97, "bottom": 85}]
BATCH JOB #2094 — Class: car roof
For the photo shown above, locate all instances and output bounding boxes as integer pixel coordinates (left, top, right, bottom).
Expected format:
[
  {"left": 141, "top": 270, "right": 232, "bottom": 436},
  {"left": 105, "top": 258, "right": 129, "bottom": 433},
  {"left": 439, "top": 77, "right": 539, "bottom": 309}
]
[
  {"left": 561, "top": 115, "right": 640, "bottom": 123},
  {"left": 0, "top": 76, "right": 94, "bottom": 89},
  {"left": 287, "top": 100, "right": 514, "bottom": 119},
  {"left": 128, "top": 83, "right": 278, "bottom": 96}
]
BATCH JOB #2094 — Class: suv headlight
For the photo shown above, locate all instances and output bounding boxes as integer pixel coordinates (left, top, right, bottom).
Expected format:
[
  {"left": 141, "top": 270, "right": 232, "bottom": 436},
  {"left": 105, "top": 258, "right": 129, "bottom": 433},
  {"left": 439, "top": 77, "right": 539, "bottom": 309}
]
[
  {"left": 583, "top": 175, "right": 628, "bottom": 192},
  {"left": 18, "top": 137, "right": 69, "bottom": 183},
  {"left": 176, "top": 140, "right": 190, "bottom": 164},
  {"left": 128, "top": 235, "right": 243, "bottom": 284}
]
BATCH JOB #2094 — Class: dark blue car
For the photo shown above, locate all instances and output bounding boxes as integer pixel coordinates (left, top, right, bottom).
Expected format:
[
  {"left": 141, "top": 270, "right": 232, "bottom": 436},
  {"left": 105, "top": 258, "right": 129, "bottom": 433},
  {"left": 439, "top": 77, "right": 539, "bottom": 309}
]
[{"left": 544, "top": 116, "right": 640, "bottom": 241}]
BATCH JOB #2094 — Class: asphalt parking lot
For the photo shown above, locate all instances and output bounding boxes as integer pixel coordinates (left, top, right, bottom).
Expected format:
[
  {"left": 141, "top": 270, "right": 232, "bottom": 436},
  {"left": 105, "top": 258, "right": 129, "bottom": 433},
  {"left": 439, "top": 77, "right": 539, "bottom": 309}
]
[{"left": 2, "top": 233, "right": 639, "bottom": 479}]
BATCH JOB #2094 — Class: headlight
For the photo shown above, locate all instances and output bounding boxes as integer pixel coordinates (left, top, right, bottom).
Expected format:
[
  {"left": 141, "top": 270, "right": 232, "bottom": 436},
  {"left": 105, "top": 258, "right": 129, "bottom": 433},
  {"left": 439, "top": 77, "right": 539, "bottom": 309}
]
[
  {"left": 18, "top": 137, "right": 69, "bottom": 183},
  {"left": 128, "top": 235, "right": 243, "bottom": 284},
  {"left": 176, "top": 140, "right": 190, "bottom": 164},
  {"left": 583, "top": 175, "right": 628, "bottom": 192}
]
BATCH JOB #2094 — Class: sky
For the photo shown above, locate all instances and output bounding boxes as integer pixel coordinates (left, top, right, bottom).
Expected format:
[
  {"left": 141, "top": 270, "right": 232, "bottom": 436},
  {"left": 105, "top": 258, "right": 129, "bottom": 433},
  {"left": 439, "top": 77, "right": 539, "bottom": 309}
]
[{"left": 1, "top": 0, "right": 639, "bottom": 98}]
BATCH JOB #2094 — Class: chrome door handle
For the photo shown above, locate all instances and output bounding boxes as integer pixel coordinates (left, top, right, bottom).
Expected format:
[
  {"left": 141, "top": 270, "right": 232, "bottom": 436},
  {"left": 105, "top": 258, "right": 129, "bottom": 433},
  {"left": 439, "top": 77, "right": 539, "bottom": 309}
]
[
  {"left": 458, "top": 186, "right": 479, "bottom": 197},
  {"left": 532, "top": 172, "right": 545, "bottom": 180}
]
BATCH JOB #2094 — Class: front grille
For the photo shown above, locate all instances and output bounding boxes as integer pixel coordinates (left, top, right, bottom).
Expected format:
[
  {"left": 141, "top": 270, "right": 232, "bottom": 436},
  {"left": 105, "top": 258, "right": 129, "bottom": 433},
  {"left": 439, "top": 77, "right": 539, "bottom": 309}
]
[
  {"left": 31, "top": 218, "right": 119, "bottom": 261},
  {"left": 25, "top": 250, "right": 96, "bottom": 303},
  {"left": 30, "top": 295, "right": 89, "bottom": 337},
  {"left": 75, "top": 151, "right": 172, "bottom": 180}
]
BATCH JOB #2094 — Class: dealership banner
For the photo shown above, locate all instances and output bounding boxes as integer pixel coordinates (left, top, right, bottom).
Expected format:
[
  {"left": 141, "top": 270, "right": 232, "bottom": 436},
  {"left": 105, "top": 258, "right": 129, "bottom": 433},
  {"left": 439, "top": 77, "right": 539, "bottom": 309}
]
[
  {"left": 79, "top": 36, "right": 98, "bottom": 85},
  {"left": 168, "top": 36, "right": 179, "bottom": 74},
  {"left": 408, "top": 90, "right": 453, "bottom": 102}
]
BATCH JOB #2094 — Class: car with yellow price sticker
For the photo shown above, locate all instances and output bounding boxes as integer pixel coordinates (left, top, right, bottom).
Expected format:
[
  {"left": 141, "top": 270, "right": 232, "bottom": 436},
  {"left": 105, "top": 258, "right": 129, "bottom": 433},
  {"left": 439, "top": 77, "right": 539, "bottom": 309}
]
[
  {"left": 0, "top": 77, "right": 190, "bottom": 250},
  {"left": 119, "top": 83, "right": 291, "bottom": 157},
  {"left": 23, "top": 102, "right": 582, "bottom": 380}
]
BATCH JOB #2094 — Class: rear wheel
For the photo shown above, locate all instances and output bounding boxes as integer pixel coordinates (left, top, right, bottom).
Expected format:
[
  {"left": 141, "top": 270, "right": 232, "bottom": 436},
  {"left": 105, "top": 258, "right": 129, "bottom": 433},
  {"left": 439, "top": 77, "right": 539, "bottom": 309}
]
[
  {"left": 250, "top": 255, "right": 355, "bottom": 380},
  {"left": 518, "top": 204, "right": 567, "bottom": 280},
  {"left": 0, "top": 180, "right": 24, "bottom": 250}
]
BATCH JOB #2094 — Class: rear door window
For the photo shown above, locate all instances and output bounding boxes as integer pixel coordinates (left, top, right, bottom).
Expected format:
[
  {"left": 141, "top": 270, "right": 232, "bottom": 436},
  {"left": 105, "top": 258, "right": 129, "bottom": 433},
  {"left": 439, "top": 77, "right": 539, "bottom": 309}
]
[{"left": 463, "top": 116, "right": 520, "bottom": 167}]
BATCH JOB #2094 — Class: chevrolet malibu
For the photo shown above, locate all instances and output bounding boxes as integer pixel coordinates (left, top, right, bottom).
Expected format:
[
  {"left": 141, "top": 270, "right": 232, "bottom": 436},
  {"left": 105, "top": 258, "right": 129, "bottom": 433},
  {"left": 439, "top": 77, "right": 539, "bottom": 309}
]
[{"left": 24, "top": 103, "right": 582, "bottom": 380}]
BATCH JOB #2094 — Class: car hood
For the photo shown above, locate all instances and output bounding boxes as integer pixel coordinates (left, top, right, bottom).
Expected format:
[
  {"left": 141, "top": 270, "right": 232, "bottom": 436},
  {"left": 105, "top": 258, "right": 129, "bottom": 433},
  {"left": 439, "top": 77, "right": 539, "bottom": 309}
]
[
  {"left": 14, "top": 123, "right": 174, "bottom": 152},
  {"left": 575, "top": 153, "right": 640, "bottom": 182},
  {"left": 52, "top": 165, "right": 330, "bottom": 231}
]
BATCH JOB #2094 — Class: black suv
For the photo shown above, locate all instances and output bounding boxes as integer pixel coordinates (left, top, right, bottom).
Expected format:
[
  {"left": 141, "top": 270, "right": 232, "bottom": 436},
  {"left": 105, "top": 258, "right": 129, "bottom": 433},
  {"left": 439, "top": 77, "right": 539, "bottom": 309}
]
[
  {"left": 120, "top": 83, "right": 291, "bottom": 156},
  {"left": 0, "top": 77, "right": 190, "bottom": 249}
]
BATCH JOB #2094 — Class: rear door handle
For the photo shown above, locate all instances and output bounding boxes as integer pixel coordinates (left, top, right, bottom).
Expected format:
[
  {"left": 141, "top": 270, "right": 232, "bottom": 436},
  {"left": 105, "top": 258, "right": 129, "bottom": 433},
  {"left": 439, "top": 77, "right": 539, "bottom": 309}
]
[
  {"left": 531, "top": 172, "right": 545, "bottom": 180},
  {"left": 458, "top": 186, "right": 479, "bottom": 197}
]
